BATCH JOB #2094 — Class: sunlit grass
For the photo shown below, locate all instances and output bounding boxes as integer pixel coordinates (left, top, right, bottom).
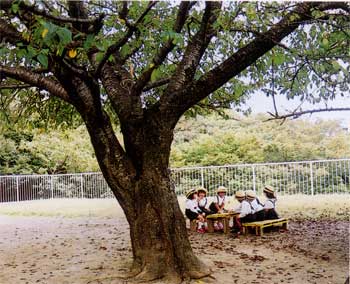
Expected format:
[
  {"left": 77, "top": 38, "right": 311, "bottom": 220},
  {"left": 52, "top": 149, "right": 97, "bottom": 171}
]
[{"left": 0, "top": 194, "right": 349, "bottom": 220}]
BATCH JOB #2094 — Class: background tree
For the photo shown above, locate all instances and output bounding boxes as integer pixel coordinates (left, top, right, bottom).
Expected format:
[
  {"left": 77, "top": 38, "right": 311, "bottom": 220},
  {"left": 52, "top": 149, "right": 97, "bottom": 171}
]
[{"left": 0, "top": 1, "right": 349, "bottom": 282}]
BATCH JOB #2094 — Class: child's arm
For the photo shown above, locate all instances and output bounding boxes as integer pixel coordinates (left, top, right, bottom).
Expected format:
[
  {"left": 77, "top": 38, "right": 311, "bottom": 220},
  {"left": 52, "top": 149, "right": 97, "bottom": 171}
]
[{"left": 219, "top": 202, "right": 225, "bottom": 210}]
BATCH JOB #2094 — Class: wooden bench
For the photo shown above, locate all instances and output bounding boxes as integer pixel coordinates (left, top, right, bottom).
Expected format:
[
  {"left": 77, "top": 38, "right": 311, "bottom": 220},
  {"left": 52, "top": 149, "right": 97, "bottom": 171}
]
[
  {"left": 206, "top": 212, "right": 239, "bottom": 234},
  {"left": 242, "top": 218, "right": 288, "bottom": 236}
]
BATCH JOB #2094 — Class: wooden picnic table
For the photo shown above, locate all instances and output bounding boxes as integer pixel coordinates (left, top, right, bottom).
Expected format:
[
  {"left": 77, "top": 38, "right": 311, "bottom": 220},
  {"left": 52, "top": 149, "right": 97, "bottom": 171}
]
[{"left": 206, "top": 212, "right": 239, "bottom": 234}]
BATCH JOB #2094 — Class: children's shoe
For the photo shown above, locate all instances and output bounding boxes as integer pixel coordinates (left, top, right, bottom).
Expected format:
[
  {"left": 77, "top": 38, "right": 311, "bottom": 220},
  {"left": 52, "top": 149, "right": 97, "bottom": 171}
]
[{"left": 197, "top": 228, "right": 205, "bottom": 234}]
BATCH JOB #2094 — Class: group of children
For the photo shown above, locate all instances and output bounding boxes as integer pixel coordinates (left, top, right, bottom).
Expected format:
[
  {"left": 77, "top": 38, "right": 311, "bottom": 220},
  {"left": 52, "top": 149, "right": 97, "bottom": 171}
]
[{"left": 185, "top": 185, "right": 279, "bottom": 234}]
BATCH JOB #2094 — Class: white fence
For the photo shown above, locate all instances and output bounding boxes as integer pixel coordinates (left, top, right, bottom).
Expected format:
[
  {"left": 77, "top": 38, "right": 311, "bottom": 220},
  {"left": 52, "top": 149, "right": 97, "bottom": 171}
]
[{"left": 0, "top": 159, "right": 349, "bottom": 202}]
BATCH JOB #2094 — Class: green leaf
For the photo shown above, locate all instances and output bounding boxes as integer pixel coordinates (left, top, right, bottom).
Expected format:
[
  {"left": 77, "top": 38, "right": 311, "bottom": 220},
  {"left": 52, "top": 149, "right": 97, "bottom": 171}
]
[
  {"left": 26, "top": 46, "right": 38, "bottom": 60},
  {"left": 56, "top": 28, "right": 72, "bottom": 45},
  {"left": 151, "top": 68, "right": 161, "bottom": 82},
  {"left": 95, "top": 52, "right": 104, "bottom": 63},
  {"left": 83, "top": 34, "right": 95, "bottom": 50},
  {"left": 37, "top": 54, "right": 48, "bottom": 68},
  {"left": 273, "top": 53, "right": 285, "bottom": 66},
  {"left": 11, "top": 3, "right": 19, "bottom": 13},
  {"left": 322, "top": 38, "right": 329, "bottom": 48},
  {"left": 331, "top": 60, "right": 341, "bottom": 71}
]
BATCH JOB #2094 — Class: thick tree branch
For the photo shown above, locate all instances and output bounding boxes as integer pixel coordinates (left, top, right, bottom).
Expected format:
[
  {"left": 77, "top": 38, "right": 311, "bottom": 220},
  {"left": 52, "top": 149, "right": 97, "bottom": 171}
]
[
  {"left": 162, "top": 2, "right": 348, "bottom": 119},
  {"left": 160, "top": 1, "right": 222, "bottom": 97},
  {"left": 132, "top": 1, "right": 195, "bottom": 95},
  {"left": 67, "top": 0, "right": 90, "bottom": 33},
  {"left": 100, "top": 63, "right": 143, "bottom": 123},
  {"left": 0, "top": 0, "right": 103, "bottom": 27},
  {"left": 0, "top": 18, "right": 25, "bottom": 45},
  {"left": 0, "top": 66, "right": 70, "bottom": 102}
]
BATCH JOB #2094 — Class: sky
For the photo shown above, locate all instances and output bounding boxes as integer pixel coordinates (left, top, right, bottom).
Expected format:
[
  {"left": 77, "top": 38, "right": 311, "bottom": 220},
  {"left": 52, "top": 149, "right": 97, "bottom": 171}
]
[{"left": 246, "top": 91, "right": 350, "bottom": 128}]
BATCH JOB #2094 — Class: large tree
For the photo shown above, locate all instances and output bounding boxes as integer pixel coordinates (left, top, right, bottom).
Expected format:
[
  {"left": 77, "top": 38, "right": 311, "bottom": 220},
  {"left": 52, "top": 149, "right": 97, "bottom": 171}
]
[{"left": 0, "top": 1, "right": 349, "bottom": 282}]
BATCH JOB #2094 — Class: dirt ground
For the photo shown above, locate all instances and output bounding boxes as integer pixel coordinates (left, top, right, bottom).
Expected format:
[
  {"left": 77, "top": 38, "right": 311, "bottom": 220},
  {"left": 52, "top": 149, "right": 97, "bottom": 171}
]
[{"left": 0, "top": 214, "right": 348, "bottom": 284}]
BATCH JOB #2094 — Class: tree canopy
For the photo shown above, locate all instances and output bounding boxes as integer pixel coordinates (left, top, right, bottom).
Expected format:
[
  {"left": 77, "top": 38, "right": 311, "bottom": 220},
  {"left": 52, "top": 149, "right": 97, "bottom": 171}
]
[{"left": 0, "top": 1, "right": 349, "bottom": 125}]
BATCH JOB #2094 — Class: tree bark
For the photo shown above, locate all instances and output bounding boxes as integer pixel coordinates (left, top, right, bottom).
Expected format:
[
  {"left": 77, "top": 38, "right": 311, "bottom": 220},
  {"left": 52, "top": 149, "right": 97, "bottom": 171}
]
[
  {"left": 127, "top": 166, "right": 209, "bottom": 283},
  {"left": 83, "top": 107, "right": 208, "bottom": 283}
]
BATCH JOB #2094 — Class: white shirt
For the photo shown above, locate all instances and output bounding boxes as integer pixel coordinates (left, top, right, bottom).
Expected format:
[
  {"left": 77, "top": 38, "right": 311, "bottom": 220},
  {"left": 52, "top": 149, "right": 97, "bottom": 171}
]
[
  {"left": 239, "top": 200, "right": 254, "bottom": 218},
  {"left": 232, "top": 202, "right": 242, "bottom": 213},
  {"left": 264, "top": 198, "right": 276, "bottom": 210},
  {"left": 213, "top": 195, "right": 225, "bottom": 206},
  {"left": 198, "top": 197, "right": 208, "bottom": 208},
  {"left": 186, "top": 199, "right": 201, "bottom": 213},
  {"left": 251, "top": 199, "right": 264, "bottom": 213}
]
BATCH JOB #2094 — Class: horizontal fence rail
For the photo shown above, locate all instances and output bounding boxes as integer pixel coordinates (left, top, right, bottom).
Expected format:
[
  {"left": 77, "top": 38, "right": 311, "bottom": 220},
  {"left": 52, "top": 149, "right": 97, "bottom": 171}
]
[{"left": 0, "top": 159, "right": 349, "bottom": 202}]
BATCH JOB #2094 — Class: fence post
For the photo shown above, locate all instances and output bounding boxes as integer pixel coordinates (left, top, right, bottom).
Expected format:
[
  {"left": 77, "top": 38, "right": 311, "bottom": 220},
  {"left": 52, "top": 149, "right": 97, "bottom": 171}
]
[
  {"left": 201, "top": 168, "right": 204, "bottom": 187},
  {"left": 16, "top": 176, "right": 19, "bottom": 202},
  {"left": 310, "top": 161, "right": 314, "bottom": 195},
  {"left": 252, "top": 165, "right": 256, "bottom": 192},
  {"left": 50, "top": 176, "right": 54, "bottom": 199},
  {"left": 80, "top": 174, "right": 84, "bottom": 199}
]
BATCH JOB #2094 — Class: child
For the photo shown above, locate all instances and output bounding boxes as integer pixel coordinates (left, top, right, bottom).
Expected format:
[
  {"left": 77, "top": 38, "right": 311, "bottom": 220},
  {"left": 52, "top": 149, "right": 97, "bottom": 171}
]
[
  {"left": 209, "top": 186, "right": 227, "bottom": 213},
  {"left": 231, "top": 190, "right": 246, "bottom": 233},
  {"left": 185, "top": 188, "right": 206, "bottom": 233},
  {"left": 263, "top": 185, "right": 279, "bottom": 220},
  {"left": 246, "top": 190, "right": 265, "bottom": 221},
  {"left": 197, "top": 187, "right": 213, "bottom": 215},
  {"left": 209, "top": 186, "right": 227, "bottom": 231},
  {"left": 232, "top": 191, "right": 256, "bottom": 234},
  {"left": 231, "top": 190, "right": 246, "bottom": 214}
]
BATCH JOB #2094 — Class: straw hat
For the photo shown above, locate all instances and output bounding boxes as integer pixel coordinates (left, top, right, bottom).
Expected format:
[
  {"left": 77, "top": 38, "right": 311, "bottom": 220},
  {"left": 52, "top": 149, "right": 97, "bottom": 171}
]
[
  {"left": 235, "top": 190, "right": 245, "bottom": 199},
  {"left": 197, "top": 187, "right": 208, "bottom": 195},
  {"left": 186, "top": 188, "right": 197, "bottom": 199},
  {"left": 216, "top": 186, "right": 227, "bottom": 194},
  {"left": 263, "top": 185, "right": 275, "bottom": 194},
  {"left": 245, "top": 190, "right": 256, "bottom": 199}
]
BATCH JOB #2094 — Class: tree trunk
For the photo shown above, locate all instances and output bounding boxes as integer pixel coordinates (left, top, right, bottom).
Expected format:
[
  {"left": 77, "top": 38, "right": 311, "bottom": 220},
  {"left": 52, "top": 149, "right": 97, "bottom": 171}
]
[
  {"left": 126, "top": 165, "right": 209, "bottom": 283},
  {"left": 84, "top": 111, "right": 210, "bottom": 283}
]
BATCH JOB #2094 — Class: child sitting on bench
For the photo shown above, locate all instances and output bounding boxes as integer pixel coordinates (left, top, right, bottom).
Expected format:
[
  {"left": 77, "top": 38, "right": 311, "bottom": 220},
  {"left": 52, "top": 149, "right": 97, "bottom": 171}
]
[
  {"left": 185, "top": 188, "right": 207, "bottom": 233},
  {"left": 263, "top": 185, "right": 279, "bottom": 220},
  {"left": 246, "top": 190, "right": 265, "bottom": 221},
  {"left": 209, "top": 186, "right": 228, "bottom": 231},
  {"left": 209, "top": 186, "right": 227, "bottom": 213},
  {"left": 197, "top": 187, "right": 213, "bottom": 216},
  {"left": 230, "top": 190, "right": 246, "bottom": 233}
]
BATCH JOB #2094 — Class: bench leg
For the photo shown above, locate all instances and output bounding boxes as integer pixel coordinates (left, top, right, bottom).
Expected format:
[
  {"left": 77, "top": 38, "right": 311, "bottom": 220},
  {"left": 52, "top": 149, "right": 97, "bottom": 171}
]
[
  {"left": 242, "top": 226, "right": 248, "bottom": 235},
  {"left": 207, "top": 219, "right": 214, "bottom": 233},
  {"left": 259, "top": 226, "right": 264, "bottom": 236},
  {"left": 223, "top": 218, "right": 229, "bottom": 234},
  {"left": 255, "top": 226, "right": 260, "bottom": 236},
  {"left": 282, "top": 222, "right": 288, "bottom": 230}
]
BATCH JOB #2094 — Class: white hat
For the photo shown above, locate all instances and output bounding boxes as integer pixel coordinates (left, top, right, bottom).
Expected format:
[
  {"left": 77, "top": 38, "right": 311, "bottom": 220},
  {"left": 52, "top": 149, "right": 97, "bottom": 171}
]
[
  {"left": 235, "top": 190, "right": 245, "bottom": 198},
  {"left": 245, "top": 190, "right": 256, "bottom": 199},
  {"left": 216, "top": 186, "right": 227, "bottom": 194},
  {"left": 197, "top": 187, "right": 208, "bottom": 195}
]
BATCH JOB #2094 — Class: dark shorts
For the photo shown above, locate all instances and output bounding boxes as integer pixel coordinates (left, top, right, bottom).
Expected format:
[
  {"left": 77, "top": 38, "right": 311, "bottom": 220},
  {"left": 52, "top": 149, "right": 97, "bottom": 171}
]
[
  {"left": 185, "top": 209, "right": 199, "bottom": 220},
  {"left": 254, "top": 210, "right": 265, "bottom": 221},
  {"left": 209, "top": 202, "right": 218, "bottom": 213},
  {"left": 265, "top": 209, "right": 279, "bottom": 220},
  {"left": 240, "top": 214, "right": 256, "bottom": 223}
]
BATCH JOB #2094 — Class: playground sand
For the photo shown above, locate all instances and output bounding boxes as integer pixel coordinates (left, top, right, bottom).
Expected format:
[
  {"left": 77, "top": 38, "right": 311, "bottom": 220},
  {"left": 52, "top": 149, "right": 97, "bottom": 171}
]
[{"left": 0, "top": 196, "right": 348, "bottom": 284}]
